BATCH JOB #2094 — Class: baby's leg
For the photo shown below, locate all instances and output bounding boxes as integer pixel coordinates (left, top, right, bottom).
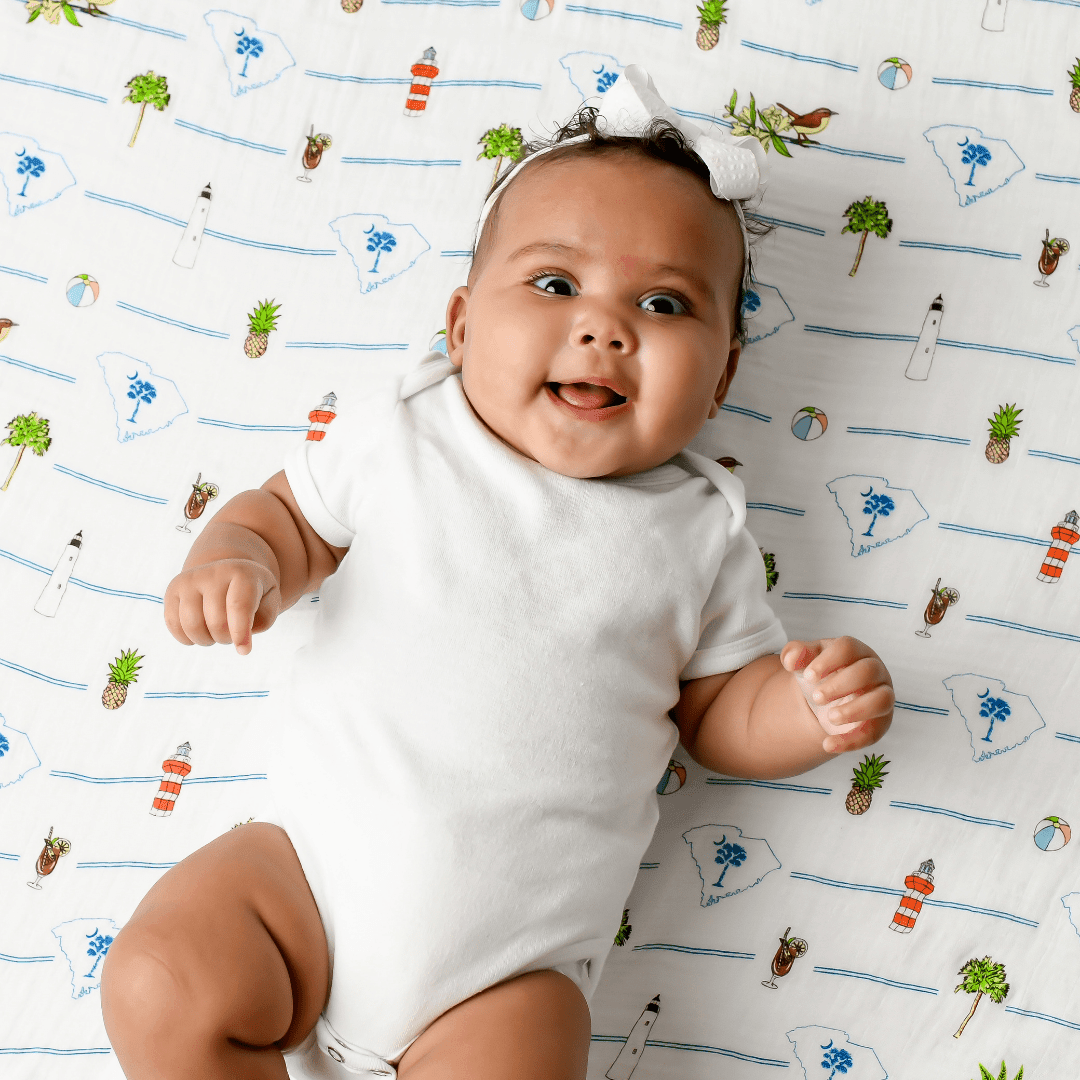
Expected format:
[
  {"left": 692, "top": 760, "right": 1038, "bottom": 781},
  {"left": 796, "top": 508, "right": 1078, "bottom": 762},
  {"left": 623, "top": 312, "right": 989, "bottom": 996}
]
[
  {"left": 396, "top": 969, "right": 590, "bottom": 1080},
  {"left": 101, "top": 822, "right": 329, "bottom": 1080}
]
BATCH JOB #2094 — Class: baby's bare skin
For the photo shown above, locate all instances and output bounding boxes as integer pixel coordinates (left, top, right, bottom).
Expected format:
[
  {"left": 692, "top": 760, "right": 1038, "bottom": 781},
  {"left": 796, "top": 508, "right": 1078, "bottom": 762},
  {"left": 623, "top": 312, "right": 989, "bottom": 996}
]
[{"left": 103, "top": 150, "right": 893, "bottom": 1080}]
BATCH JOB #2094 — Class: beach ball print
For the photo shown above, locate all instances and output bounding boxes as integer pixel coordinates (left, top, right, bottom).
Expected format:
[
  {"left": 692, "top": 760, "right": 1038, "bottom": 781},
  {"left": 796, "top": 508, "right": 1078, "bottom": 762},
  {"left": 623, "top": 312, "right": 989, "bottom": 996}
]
[
  {"left": 66, "top": 274, "right": 99, "bottom": 307},
  {"left": 428, "top": 328, "right": 448, "bottom": 355},
  {"left": 520, "top": 0, "right": 554, "bottom": 18},
  {"left": 656, "top": 758, "right": 687, "bottom": 794},
  {"left": 1034, "top": 816, "right": 1071, "bottom": 851},
  {"left": 877, "top": 57, "right": 912, "bottom": 90},
  {"left": 791, "top": 406, "right": 828, "bottom": 441}
]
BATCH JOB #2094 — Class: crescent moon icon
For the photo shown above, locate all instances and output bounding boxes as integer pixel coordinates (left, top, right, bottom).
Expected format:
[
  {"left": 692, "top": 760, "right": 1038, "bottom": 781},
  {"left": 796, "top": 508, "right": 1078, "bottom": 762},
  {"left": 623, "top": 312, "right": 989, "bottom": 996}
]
[
  {"left": 860, "top": 487, "right": 874, "bottom": 498},
  {"left": 978, "top": 688, "right": 989, "bottom": 699},
  {"left": 957, "top": 136, "right": 970, "bottom": 148},
  {"left": 363, "top": 224, "right": 375, "bottom": 234},
  {"left": 592, "top": 66, "right": 605, "bottom": 75},
  {"left": 16, "top": 146, "right": 26, "bottom": 157},
  {"left": 126, "top": 371, "right": 140, "bottom": 380},
  {"left": 234, "top": 27, "right": 244, "bottom": 38}
]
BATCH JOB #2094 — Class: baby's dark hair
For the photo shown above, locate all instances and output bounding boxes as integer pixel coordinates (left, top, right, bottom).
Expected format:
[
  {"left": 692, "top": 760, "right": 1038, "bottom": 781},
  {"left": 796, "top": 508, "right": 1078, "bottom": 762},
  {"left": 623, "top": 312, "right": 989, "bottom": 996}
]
[{"left": 470, "top": 105, "right": 775, "bottom": 345}]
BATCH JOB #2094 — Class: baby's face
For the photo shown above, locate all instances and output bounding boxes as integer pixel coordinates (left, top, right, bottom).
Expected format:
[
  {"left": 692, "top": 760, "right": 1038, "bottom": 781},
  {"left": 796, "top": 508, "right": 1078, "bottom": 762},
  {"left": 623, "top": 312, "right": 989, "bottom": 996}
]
[{"left": 444, "top": 153, "right": 744, "bottom": 478}]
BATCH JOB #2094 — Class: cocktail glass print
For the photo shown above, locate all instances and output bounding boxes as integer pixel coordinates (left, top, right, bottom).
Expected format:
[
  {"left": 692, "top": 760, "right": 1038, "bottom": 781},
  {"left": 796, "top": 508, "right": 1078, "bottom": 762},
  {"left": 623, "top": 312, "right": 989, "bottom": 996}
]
[
  {"left": 1034, "top": 229, "right": 1069, "bottom": 287},
  {"left": 177, "top": 472, "right": 219, "bottom": 532},
  {"left": 298, "top": 125, "right": 332, "bottom": 183},
  {"left": 762, "top": 927, "right": 807, "bottom": 988},
  {"left": 28, "top": 826, "right": 70, "bottom": 889},
  {"left": 916, "top": 577, "right": 958, "bottom": 637}
]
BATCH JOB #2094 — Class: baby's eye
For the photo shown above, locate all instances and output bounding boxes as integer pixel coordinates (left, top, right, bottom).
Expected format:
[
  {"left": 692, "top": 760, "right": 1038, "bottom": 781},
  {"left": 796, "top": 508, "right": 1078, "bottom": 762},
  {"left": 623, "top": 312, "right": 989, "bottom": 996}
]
[
  {"left": 639, "top": 293, "right": 687, "bottom": 315},
  {"left": 530, "top": 274, "right": 578, "bottom": 296}
]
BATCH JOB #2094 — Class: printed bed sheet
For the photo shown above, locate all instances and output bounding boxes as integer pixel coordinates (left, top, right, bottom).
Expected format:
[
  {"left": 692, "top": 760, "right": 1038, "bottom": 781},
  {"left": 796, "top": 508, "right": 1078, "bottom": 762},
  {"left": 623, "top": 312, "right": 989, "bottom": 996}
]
[{"left": 2, "top": 1, "right": 1080, "bottom": 1077}]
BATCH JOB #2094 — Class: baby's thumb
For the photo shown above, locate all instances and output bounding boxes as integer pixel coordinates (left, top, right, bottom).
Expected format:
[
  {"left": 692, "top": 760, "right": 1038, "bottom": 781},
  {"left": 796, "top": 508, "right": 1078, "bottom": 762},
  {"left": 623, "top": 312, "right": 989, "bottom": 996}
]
[{"left": 781, "top": 639, "right": 824, "bottom": 673}]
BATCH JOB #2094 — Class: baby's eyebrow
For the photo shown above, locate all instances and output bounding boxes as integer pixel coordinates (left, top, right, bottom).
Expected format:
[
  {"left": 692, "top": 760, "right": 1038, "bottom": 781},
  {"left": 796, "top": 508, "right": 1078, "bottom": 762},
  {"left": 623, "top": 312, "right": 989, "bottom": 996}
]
[{"left": 509, "top": 241, "right": 716, "bottom": 303}]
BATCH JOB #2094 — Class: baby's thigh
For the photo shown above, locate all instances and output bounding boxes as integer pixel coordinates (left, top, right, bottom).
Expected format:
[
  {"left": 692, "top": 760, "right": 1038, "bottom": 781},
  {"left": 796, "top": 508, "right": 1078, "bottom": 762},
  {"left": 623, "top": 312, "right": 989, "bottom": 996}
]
[
  {"left": 396, "top": 970, "right": 590, "bottom": 1080},
  {"left": 102, "top": 823, "right": 328, "bottom": 1061}
]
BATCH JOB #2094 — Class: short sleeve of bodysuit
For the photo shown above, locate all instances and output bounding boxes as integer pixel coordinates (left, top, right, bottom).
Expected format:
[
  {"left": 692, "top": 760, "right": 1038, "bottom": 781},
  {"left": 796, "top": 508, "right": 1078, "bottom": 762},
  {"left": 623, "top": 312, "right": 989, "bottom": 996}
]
[{"left": 680, "top": 517, "right": 788, "bottom": 682}]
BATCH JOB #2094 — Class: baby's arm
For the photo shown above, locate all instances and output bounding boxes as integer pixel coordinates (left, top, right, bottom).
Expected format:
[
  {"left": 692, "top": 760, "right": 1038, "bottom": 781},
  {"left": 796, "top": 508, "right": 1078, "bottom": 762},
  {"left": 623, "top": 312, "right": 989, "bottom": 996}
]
[
  {"left": 164, "top": 470, "right": 348, "bottom": 655},
  {"left": 672, "top": 637, "right": 894, "bottom": 780}
]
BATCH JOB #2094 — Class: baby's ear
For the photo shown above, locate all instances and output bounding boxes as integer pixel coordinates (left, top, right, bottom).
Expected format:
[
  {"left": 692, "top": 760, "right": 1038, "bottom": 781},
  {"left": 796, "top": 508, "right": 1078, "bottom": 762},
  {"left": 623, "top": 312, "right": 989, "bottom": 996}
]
[{"left": 444, "top": 286, "right": 470, "bottom": 369}]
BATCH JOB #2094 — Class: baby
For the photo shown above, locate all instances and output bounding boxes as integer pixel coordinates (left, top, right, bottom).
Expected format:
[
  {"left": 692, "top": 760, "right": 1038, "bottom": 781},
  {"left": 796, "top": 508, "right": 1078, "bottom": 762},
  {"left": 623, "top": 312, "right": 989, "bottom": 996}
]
[{"left": 101, "top": 68, "right": 894, "bottom": 1080}]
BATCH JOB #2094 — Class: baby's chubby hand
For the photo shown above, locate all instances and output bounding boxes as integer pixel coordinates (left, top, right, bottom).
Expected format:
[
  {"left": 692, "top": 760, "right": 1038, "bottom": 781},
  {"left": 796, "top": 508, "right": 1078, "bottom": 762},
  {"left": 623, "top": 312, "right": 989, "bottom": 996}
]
[{"left": 780, "top": 636, "right": 894, "bottom": 755}]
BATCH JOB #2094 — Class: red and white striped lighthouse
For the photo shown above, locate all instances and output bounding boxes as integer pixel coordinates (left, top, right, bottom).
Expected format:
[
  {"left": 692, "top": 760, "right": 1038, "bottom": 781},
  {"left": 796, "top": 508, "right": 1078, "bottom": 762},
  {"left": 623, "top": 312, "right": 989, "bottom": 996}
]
[
  {"left": 1037, "top": 510, "right": 1079, "bottom": 583},
  {"left": 404, "top": 46, "right": 439, "bottom": 117},
  {"left": 150, "top": 742, "right": 192, "bottom": 818},
  {"left": 889, "top": 858, "right": 934, "bottom": 933},
  {"left": 306, "top": 391, "right": 337, "bottom": 442}
]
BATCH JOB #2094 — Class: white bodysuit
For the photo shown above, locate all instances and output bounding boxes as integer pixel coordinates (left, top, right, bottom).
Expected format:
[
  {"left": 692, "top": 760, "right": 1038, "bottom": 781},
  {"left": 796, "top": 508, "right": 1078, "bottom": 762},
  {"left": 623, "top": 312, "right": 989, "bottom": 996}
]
[{"left": 268, "top": 354, "right": 786, "bottom": 1076}]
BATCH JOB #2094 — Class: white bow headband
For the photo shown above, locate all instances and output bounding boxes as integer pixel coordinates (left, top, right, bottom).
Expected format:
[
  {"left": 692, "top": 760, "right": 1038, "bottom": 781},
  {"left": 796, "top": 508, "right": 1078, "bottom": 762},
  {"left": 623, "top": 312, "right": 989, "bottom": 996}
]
[{"left": 474, "top": 64, "right": 769, "bottom": 290}]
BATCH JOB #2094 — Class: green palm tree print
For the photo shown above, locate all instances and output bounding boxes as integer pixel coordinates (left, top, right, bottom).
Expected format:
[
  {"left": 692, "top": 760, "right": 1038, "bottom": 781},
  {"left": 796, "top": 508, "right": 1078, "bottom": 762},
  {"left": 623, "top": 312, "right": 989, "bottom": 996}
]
[
  {"left": 477, "top": 124, "right": 524, "bottom": 194},
  {"left": 123, "top": 71, "right": 171, "bottom": 148},
  {"left": 841, "top": 196, "right": 892, "bottom": 277},
  {"left": 2, "top": 411, "right": 52, "bottom": 492},
  {"left": 954, "top": 956, "right": 1009, "bottom": 1038}
]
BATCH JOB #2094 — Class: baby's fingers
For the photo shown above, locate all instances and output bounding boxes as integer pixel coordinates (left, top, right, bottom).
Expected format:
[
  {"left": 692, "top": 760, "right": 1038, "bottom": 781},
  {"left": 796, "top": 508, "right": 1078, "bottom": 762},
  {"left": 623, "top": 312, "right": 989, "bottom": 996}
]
[
  {"left": 224, "top": 574, "right": 265, "bottom": 655},
  {"left": 822, "top": 686, "right": 894, "bottom": 753}
]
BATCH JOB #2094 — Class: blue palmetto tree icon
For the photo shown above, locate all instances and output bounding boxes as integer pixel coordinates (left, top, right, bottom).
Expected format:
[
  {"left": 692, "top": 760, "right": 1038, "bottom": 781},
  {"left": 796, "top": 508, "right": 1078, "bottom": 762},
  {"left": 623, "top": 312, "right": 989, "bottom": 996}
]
[
  {"left": 594, "top": 67, "right": 619, "bottom": 93},
  {"left": 978, "top": 689, "right": 1011, "bottom": 743},
  {"left": 960, "top": 139, "right": 992, "bottom": 187},
  {"left": 234, "top": 30, "right": 264, "bottom": 77},
  {"left": 820, "top": 1041, "right": 853, "bottom": 1078},
  {"left": 860, "top": 486, "right": 895, "bottom": 536},
  {"left": 712, "top": 836, "right": 747, "bottom": 887},
  {"left": 85, "top": 928, "right": 114, "bottom": 978},
  {"left": 366, "top": 230, "right": 397, "bottom": 273},
  {"left": 126, "top": 377, "right": 157, "bottom": 423},
  {"left": 17, "top": 153, "right": 46, "bottom": 197},
  {"left": 741, "top": 289, "right": 761, "bottom": 315},
  {"left": 0, "top": 731, "right": 7, "bottom": 756}
]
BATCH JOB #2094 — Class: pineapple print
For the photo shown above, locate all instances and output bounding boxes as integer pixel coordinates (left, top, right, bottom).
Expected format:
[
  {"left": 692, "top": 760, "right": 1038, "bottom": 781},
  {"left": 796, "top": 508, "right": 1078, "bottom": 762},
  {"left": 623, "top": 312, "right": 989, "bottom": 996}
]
[
  {"left": 1069, "top": 57, "right": 1080, "bottom": 113},
  {"left": 243, "top": 299, "right": 282, "bottom": 358},
  {"left": 695, "top": 0, "right": 727, "bottom": 50},
  {"left": 845, "top": 753, "right": 889, "bottom": 815},
  {"left": 985, "top": 403, "right": 1022, "bottom": 464},
  {"left": 341, "top": 0, "right": 363, "bottom": 9},
  {"left": 102, "top": 648, "right": 144, "bottom": 709}
]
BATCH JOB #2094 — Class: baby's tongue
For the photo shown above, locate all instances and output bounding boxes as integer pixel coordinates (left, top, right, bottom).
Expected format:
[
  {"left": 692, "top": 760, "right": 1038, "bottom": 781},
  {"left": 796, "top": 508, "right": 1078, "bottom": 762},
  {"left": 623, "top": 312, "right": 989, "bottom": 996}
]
[{"left": 557, "top": 382, "right": 617, "bottom": 409}]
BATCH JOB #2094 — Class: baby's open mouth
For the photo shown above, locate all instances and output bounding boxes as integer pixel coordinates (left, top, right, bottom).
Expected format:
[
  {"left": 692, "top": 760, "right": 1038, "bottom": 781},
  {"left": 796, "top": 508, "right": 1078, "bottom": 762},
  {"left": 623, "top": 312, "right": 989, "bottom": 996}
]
[{"left": 549, "top": 382, "right": 628, "bottom": 410}]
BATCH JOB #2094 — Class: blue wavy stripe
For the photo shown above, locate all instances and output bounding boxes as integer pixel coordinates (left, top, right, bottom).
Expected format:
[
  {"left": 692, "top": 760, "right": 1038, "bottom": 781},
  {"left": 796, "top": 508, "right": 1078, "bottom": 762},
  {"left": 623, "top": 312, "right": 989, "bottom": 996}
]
[
  {"left": 753, "top": 215, "right": 826, "bottom": 237},
  {"left": 813, "top": 966, "right": 938, "bottom": 995},
  {"left": 0, "top": 654, "right": 87, "bottom": 690},
  {"left": 804, "top": 325, "right": 1075, "bottom": 364},
  {"left": 846, "top": 426, "right": 970, "bottom": 446},
  {"left": 50, "top": 771, "right": 267, "bottom": 784},
  {"left": 895, "top": 701, "right": 950, "bottom": 716},
  {"left": 746, "top": 502, "right": 805, "bottom": 516},
  {"left": 720, "top": 403, "right": 771, "bottom": 422},
  {"left": 965, "top": 615, "right": 1080, "bottom": 644},
  {"left": 304, "top": 71, "right": 538, "bottom": 88},
  {"left": 632, "top": 943, "right": 756, "bottom": 959},
  {"left": 382, "top": 0, "right": 499, "bottom": 5},
  {"left": 202, "top": 229, "right": 336, "bottom": 256},
  {"left": 441, "top": 251, "right": 473, "bottom": 257},
  {"left": 68, "top": 577, "right": 163, "bottom": 604},
  {"left": 1028, "top": 449, "right": 1080, "bottom": 466},
  {"left": 790, "top": 872, "right": 1038, "bottom": 927},
  {"left": 1035, "top": 172, "right": 1080, "bottom": 185},
  {"left": 741, "top": 39, "right": 858, "bottom": 72},
  {"left": 143, "top": 690, "right": 269, "bottom": 699},
  {"left": 1055, "top": 732, "right": 1080, "bottom": 744},
  {"left": 706, "top": 778, "right": 832, "bottom": 795},
  {"left": 52, "top": 464, "right": 168, "bottom": 504},
  {"left": 115, "top": 302, "right": 230, "bottom": 339},
  {"left": 0, "top": 954, "right": 54, "bottom": 964},
  {"left": 888, "top": 800, "right": 1015, "bottom": 829},
  {"left": 283, "top": 341, "right": 409, "bottom": 350},
  {"left": 897, "top": 240, "right": 1021, "bottom": 260},
  {"left": 801, "top": 143, "right": 905, "bottom": 164},
  {"left": 781, "top": 592, "right": 907, "bottom": 610},
  {"left": 638, "top": 861, "right": 660, "bottom": 869},
  {"left": 1005, "top": 1005, "right": 1080, "bottom": 1031},
  {"left": 0, "top": 851, "right": 17, "bottom": 861},
  {"left": 931, "top": 77, "right": 1053, "bottom": 95},
  {"left": 77, "top": 861, "right": 177, "bottom": 869},
  {"left": 0, "top": 1047, "right": 111, "bottom": 1056},
  {"left": 614, "top": 1037, "right": 788, "bottom": 1068},
  {"left": 0, "top": 263, "right": 48, "bottom": 283},
  {"left": 805, "top": 324, "right": 916, "bottom": 342},
  {"left": 0, "top": 353, "right": 76, "bottom": 382},
  {"left": 340, "top": 157, "right": 461, "bottom": 166},
  {"left": 673, "top": 108, "right": 730, "bottom": 128},
  {"left": 96, "top": 13, "right": 187, "bottom": 38},
  {"left": 84, "top": 190, "right": 185, "bottom": 226},
  {"left": 938, "top": 523, "right": 1048, "bottom": 547},
  {"left": 0, "top": 71, "right": 107, "bottom": 103},
  {"left": 565, "top": 4, "right": 682, "bottom": 28},
  {"left": 0, "top": 546, "right": 49, "bottom": 574},
  {"left": 173, "top": 119, "right": 287, "bottom": 154},
  {"left": 196, "top": 418, "right": 308, "bottom": 432}
]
